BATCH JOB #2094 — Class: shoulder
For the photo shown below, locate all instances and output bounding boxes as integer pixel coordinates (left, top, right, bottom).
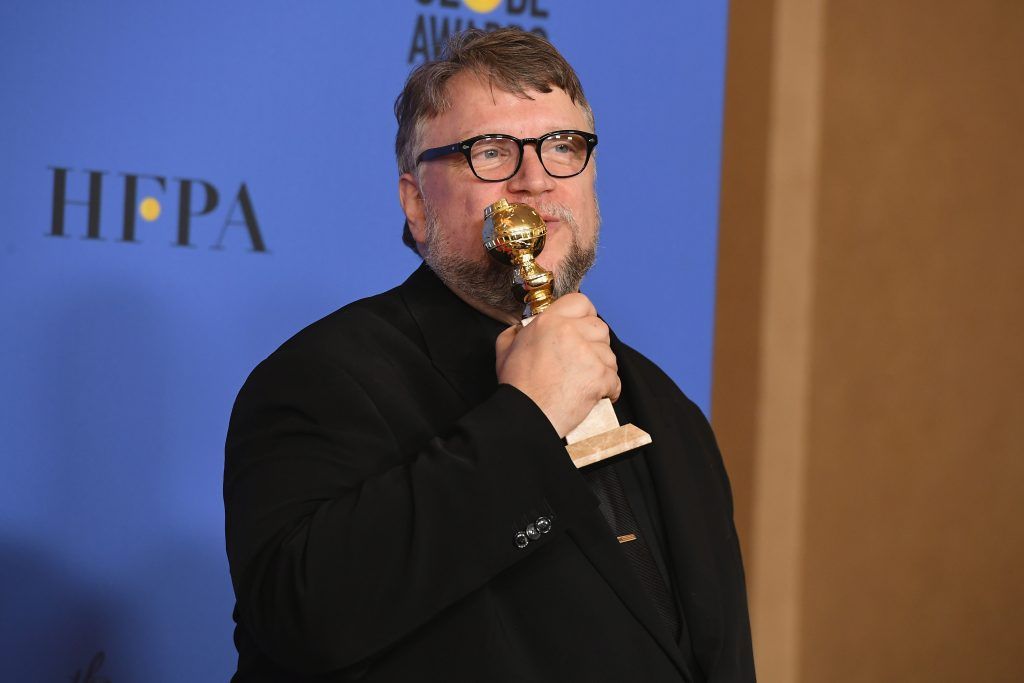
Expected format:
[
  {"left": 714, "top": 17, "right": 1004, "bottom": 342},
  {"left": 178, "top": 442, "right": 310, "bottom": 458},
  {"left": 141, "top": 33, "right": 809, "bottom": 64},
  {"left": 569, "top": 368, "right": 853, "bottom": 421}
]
[
  {"left": 232, "top": 279, "right": 428, "bottom": 409},
  {"left": 263, "top": 282, "right": 424, "bottom": 374},
  {"left": 611, "top": 333, "right": 722, "bottom": 453},
  {"left": 612, "top": 335, "right": 701, "bottom": 411}
]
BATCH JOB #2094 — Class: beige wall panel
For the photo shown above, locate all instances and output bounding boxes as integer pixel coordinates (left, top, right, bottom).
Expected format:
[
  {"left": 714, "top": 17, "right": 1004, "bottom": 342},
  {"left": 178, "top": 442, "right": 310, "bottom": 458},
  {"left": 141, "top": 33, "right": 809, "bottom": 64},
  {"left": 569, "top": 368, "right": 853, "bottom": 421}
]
[
  {"left": 713, "top": 0, "right": 776, "bottom": 564},
  {"left": 800, "top": 1, "right": 1024, "bottom": 681},
  {"left": 716, "top": 0, "right": 1023, "bottom": 680},
  {"left": 719, "top": 0, "right": 828, "bottom": 679}
]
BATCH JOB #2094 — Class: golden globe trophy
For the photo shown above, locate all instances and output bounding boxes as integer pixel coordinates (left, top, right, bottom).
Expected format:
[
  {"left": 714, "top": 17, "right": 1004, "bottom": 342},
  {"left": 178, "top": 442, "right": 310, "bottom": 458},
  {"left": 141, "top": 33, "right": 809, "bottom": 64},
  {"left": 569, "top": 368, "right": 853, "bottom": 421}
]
[{"left": 483, "top": 198, "right": 652, "bottom": 468}]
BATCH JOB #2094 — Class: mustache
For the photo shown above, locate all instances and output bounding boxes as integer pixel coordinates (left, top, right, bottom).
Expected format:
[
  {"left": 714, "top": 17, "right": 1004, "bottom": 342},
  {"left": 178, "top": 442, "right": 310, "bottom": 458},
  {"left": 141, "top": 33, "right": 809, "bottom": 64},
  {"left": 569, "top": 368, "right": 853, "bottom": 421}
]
[{"left": 511, "top": 200, "right": 576, "bottom": 226}]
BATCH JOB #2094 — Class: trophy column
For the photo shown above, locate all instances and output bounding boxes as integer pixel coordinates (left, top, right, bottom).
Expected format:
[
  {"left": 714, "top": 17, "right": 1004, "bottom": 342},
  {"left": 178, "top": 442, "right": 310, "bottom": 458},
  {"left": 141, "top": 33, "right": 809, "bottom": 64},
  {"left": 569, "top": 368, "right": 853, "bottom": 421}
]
[{"left": 482, "top": 198, "right": 652, "bottom": 469}]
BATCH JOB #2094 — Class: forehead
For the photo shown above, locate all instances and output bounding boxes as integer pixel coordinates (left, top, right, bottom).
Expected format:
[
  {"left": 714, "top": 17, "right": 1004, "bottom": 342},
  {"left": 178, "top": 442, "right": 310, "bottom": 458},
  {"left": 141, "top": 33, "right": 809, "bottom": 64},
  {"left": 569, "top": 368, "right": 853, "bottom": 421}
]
[{"left": 420, "top": 71, "right": 591, "bottom": 147}]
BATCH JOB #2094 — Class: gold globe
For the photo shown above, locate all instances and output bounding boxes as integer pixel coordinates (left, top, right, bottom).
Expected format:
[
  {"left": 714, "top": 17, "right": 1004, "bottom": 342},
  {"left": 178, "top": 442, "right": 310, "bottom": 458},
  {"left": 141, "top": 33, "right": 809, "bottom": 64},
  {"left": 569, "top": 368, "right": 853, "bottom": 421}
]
[
  {"left": 481, "top": 198, "right": 555, "bottom": 317},
  {"left": 482, "top": 198, "right": 547, "bottom": 265}
]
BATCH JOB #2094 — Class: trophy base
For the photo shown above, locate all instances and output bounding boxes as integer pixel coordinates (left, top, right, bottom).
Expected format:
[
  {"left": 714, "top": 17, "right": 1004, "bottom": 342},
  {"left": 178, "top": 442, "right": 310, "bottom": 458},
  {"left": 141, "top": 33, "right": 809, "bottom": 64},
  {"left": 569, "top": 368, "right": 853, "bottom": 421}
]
[{"left": 564, "top": 398, "right": 652, "bottom": 469}]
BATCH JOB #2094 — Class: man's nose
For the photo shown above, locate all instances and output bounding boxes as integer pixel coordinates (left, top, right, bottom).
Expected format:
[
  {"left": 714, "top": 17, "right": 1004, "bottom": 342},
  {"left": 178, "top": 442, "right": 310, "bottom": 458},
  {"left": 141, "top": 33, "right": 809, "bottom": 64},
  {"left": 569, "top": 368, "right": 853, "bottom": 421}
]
[{"left": 505, "top": 144, "right": 556, "bottom": 195}]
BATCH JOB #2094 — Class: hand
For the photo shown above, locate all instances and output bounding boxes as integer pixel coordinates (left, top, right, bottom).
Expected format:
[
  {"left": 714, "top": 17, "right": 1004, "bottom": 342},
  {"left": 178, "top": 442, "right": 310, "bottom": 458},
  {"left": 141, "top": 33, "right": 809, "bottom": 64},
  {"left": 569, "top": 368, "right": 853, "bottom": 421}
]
[{"left": 495, "top": 293, "right": 620, "bottom": 438}]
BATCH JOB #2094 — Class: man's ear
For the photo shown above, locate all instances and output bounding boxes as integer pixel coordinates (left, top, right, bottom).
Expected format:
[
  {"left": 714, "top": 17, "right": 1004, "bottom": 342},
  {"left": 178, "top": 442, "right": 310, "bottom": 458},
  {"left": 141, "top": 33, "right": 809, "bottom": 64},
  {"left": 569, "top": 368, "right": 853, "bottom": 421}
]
[{"left": 398, "top": 172, "right": 427, "bottom": 245}]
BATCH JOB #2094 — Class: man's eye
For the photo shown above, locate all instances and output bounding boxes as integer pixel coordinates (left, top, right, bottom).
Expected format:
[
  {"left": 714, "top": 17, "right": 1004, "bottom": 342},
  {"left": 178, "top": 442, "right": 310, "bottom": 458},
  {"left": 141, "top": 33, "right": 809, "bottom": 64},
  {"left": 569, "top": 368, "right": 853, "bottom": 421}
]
[{"left": 472, "top": 145, "right": 511, "bottom": 165}]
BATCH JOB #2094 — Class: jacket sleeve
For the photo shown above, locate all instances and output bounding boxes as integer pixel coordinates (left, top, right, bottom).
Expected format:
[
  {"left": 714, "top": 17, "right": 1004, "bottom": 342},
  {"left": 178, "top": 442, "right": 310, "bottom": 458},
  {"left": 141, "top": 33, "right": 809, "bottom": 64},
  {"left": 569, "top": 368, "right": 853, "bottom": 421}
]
[{"left": 224, "top": 350, "right": 597, "bottom": 675}]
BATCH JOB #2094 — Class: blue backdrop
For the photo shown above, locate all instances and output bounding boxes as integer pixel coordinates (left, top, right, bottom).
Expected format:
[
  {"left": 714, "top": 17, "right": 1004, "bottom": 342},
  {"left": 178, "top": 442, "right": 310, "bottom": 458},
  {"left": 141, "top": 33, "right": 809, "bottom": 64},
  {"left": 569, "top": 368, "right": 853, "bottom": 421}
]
[{"left": 0, "top": 1, "right": 729, "bottom": 679}]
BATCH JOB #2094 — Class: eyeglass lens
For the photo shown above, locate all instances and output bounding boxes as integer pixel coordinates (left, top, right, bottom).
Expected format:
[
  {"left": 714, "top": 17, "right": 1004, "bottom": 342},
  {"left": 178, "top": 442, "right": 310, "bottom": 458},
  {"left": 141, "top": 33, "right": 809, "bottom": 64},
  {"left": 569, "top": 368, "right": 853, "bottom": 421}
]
[{"left": 470, "top": 133, "right": 589, "bottom": 181}]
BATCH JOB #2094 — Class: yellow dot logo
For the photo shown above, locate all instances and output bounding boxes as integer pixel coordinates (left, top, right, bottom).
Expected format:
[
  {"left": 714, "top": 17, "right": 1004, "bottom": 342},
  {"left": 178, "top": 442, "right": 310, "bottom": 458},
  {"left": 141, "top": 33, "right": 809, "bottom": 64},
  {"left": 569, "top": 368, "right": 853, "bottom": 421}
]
[
  {"left": 464, "top": 0, "right": 501, "bottom": 13},
  {"left": 139, "top": 197, "right": 161, "bottom": 222}
]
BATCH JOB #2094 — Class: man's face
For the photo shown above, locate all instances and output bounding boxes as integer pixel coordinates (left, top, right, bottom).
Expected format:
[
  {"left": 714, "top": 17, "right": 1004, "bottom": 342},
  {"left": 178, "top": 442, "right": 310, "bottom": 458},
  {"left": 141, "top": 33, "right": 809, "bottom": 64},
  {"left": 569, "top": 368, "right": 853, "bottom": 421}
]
[{"left": 399, "top": 71, "right": 600, "bottom": 316}]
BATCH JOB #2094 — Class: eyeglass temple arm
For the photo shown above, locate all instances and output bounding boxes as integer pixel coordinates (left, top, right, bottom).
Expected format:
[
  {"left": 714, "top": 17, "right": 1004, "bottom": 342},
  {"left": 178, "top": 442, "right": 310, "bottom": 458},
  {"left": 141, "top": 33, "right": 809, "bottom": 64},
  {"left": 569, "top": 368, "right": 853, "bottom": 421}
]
[{"left": 416, "top": 143, "right": 464, "bottom": 164}]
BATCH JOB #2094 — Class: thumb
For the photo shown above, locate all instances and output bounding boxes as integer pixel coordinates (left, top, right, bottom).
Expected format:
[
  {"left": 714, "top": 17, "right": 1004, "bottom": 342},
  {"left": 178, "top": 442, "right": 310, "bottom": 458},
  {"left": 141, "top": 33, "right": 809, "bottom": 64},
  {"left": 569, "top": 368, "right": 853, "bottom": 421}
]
[{"left": 494, "top": 324, "right": 520, "bottom": 374}]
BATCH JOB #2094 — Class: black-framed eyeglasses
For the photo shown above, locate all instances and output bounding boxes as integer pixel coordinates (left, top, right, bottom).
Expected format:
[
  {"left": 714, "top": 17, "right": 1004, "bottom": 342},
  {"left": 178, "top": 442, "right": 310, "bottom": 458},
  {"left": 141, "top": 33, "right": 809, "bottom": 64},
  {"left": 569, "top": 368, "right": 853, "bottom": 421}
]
[{"left": 415, "top": 130, "right": 598, "bottom": 182}]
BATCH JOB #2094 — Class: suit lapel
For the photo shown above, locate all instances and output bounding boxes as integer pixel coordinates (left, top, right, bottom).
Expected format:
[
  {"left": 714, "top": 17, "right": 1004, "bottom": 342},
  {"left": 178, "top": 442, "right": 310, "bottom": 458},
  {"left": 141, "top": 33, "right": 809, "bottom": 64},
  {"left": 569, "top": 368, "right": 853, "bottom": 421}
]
[
  {"left": 614, "top": 339, "right": 725, "bottom": 675},
  {"left": 567, "top": 513, "right": 694, "bottom": 681},
  {"left": 399, "top": 264, "right": 503, "bottom": 408},
  {"left": 561, "top": 338, "right": 696, "bottom": 681},
  {"left": 399, "top": 266, "right": 694, "bottom": 680}
]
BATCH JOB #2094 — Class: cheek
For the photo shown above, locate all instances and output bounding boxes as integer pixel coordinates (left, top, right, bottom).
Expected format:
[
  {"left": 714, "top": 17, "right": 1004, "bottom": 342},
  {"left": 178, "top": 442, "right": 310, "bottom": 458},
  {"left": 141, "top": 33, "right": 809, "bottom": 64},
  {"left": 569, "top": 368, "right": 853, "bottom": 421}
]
[
  {"left": 430, "top": 189, "right": 502, "bottom": 254},
  {"left": 463, "top": 186, "right": 509, "bottom": 216},
  {"left": 563, "top": 184, "right": 597, "bottom": 230},
  {"left": 460, "top": 190, "right": 510, "bottom": 238}
]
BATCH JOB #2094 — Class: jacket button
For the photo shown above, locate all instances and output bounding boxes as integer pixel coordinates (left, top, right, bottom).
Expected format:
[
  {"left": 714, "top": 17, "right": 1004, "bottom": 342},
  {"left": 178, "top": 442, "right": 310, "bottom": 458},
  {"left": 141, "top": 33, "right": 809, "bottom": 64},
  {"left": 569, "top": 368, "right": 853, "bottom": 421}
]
[
  {"left": 536, "top": 516, "right": 552, "bottom": 534},
  {"left": 526, "top": 523, "right": 541, "bottom": 540},
  {"left": 514, "top": 531, "right": 529, "bottom": 549}
]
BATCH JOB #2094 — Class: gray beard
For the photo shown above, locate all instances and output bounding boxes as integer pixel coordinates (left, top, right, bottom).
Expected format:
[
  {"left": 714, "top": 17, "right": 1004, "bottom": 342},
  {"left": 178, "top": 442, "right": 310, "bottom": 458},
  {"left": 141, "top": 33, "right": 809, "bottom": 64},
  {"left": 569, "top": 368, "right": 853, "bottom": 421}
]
[{"left": 422, "top": 201, "right": 599, "bottom": 317}]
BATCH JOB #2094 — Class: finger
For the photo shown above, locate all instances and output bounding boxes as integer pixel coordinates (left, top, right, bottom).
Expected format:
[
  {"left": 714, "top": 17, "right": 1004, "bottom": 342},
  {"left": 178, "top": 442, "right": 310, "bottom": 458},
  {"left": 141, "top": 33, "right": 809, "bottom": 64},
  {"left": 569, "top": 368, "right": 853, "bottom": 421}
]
[
  {"left": 494, "top": 325, "right": 519, "bottom": 366},
  {"left": 496, "top": 324, "right": 518, "bottom": 347},
  {"left": 575, "top": 316, "right": 610, "bottom": 343},
  {"left": 547, "top": 292, "right": 597, "bottom": 319},
  {"left": 591, "top": 342, "right": 618, "bottom": 372},
  {"left": 605, "top": 371, "right": 622, "bottom": 403}
]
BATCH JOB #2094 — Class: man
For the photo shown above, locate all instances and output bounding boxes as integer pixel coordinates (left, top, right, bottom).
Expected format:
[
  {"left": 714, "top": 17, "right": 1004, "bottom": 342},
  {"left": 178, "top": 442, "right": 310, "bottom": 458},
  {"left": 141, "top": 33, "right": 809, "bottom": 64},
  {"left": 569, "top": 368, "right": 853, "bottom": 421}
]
[{"left": 225, "top": 28, "right": 754, "bottom": 682}]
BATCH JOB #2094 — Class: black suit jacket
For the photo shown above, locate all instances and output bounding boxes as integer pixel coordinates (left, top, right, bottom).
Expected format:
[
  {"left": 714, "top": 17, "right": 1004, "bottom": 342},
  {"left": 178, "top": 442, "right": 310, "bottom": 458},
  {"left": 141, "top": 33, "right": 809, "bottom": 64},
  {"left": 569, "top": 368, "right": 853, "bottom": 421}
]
[{"left": 224, "top": 264, "right": 754, "bottom": 682}]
